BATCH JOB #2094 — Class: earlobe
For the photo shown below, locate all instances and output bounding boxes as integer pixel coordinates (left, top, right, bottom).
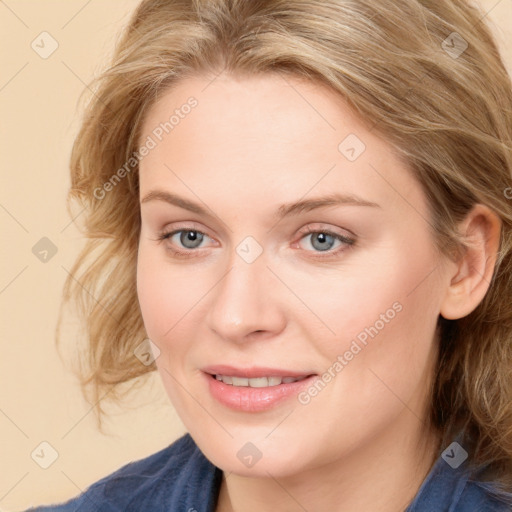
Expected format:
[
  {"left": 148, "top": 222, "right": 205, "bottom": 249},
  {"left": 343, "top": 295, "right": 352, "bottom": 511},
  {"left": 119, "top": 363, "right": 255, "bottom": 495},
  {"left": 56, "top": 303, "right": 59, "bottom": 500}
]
[{"left": 439, "top": 204, "right": 502, "bottom": 320}]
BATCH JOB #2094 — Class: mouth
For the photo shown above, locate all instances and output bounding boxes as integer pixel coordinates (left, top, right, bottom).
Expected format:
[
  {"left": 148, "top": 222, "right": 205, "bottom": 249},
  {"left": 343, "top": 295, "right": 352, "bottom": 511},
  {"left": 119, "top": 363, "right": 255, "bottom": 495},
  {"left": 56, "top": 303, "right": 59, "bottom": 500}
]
[
  {"left": 201, "top": 365, "right": 317, "bottom": 412},
  {"left": 202, "top": 364, "right": 315, "bottom": 384},
  {"left": 212, "top": 374, "right": 310, "bottom": 387}
]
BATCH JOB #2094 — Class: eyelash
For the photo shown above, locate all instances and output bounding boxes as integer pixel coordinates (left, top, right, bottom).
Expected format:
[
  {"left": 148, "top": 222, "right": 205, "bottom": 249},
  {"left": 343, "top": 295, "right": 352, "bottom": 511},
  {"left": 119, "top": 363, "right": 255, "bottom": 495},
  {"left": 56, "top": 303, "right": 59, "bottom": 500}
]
[{"left": 154, "top": 224, "right": 355, "bottom": 260}]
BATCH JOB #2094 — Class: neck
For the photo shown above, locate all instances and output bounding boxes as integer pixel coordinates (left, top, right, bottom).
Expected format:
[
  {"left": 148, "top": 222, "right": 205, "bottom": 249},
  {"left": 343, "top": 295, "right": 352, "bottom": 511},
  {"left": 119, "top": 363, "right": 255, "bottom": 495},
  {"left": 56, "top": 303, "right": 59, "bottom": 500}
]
[{"left": 216, "top": 416, "right": 441, "bottom": 512}]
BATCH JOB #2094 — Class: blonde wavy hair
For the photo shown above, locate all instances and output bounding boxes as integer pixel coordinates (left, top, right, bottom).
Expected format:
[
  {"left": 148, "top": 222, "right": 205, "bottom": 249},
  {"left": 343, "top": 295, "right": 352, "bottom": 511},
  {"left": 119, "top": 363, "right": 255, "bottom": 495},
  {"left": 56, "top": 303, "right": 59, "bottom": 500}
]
[{"left": 58, "top": 0, "right": 512, "bottom": 498}]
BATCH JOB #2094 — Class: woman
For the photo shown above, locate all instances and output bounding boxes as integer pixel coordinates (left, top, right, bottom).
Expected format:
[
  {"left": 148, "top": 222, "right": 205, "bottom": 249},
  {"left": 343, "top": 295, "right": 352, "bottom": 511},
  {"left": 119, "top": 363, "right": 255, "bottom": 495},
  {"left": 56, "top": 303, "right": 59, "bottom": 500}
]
[{"left": 30, "top": 0, "right": 512, "bottom": 510}]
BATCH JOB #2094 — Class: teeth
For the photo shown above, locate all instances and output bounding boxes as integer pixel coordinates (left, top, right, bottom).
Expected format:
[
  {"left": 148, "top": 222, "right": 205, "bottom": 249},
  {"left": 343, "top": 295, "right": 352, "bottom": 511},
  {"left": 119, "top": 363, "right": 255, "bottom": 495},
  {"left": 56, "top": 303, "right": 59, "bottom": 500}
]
[
  {"left": 267, "top": 377, "right": 283, "bottom": 386},
  {"left": 283, "top": 377, "right": 303, "bottom": 383},
  {"left": 215, "top": 375, "right": 305, "bottom": 387},
  {"left": 231, "top": 377, "right": 249, "bottom": 386}
]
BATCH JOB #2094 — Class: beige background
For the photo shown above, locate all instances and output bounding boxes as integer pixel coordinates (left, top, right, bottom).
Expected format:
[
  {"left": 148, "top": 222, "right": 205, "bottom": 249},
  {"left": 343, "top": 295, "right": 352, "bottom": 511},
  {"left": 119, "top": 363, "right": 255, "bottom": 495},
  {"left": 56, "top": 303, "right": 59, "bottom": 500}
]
[{"left": 0, "top": 1, "right": 511, "bottom": 510}]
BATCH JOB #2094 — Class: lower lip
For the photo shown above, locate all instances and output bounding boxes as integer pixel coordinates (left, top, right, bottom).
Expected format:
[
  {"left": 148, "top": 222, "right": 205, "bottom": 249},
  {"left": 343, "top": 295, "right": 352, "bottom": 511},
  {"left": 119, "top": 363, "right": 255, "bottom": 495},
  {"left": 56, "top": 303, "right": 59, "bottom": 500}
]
[{"left": 204, "top": 372, "right": 316, "bottom": 412}]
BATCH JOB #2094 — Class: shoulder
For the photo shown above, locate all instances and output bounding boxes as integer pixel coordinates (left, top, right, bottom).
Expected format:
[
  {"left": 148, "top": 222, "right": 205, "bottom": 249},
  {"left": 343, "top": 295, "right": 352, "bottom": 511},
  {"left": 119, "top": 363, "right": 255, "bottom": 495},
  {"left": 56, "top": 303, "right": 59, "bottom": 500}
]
[
  {"left": 26, "top": 433, "right": 222, "bottom": 511},
  {"left": 457, "top": 479, "right": 512, "bottom": 512},
  {"left": 407, "top": 452, "right": 512, "bottom": 512}
]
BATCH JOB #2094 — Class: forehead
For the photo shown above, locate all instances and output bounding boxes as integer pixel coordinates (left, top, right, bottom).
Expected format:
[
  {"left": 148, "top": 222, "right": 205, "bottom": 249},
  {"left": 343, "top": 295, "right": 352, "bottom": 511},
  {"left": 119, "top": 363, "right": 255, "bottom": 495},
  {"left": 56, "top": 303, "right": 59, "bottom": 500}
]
[
  {"left": 138, "top": 73, "right": 426, "bottom": 219},
  {"left": 141, "top": 72, "right": 378, "bottom": 159}
]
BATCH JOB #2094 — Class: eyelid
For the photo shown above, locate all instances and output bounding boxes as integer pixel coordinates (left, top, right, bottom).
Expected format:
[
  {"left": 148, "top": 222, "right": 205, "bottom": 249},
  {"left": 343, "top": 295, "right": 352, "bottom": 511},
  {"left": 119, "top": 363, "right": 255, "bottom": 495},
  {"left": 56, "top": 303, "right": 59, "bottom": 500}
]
[
  {"left": 157, "top": 221, "right": 211, "bottom": 237},
  {"left": 297, "top": 223, "right": 355, "bottom": 239}
]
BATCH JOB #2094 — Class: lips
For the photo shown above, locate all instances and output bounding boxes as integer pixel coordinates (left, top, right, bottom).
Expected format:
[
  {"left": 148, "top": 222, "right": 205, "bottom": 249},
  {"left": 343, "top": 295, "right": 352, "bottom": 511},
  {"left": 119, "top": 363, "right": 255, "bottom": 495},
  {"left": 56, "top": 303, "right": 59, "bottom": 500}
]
[{"left": 202, "top": 365, "right": 317, "bottom": 412}]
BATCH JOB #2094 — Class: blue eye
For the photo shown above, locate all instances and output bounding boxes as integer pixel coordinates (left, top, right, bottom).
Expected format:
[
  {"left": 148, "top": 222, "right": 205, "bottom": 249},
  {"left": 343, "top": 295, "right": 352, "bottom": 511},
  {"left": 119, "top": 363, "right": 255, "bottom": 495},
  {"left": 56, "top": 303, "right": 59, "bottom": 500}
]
[
  {"left": 299, "top": 229, "right": 355, "bottom": 255},
  {"left": 306, "top": 232, "right": 337, "bottom": 251},
  {"left": 174, "top": 230, "right": 205, "bottom": 249},
  {"left": 159, "top": 229, "right": 208, "bottom": 250}
]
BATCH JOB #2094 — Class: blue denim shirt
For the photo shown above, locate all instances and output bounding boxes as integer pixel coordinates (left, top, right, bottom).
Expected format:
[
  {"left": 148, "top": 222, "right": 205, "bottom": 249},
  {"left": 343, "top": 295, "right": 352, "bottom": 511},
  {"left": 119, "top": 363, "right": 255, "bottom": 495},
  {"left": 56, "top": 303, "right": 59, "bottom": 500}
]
[{"left": 27, "top": 433, "right": 511, "bottom": 511}]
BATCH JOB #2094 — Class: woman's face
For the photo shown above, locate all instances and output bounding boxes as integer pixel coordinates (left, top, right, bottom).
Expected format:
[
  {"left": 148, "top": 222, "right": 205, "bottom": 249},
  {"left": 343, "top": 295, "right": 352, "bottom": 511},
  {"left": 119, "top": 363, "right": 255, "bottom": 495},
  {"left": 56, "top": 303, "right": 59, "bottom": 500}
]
[{"left": 137, "top": 72, "right": 451, "bottom": 476}]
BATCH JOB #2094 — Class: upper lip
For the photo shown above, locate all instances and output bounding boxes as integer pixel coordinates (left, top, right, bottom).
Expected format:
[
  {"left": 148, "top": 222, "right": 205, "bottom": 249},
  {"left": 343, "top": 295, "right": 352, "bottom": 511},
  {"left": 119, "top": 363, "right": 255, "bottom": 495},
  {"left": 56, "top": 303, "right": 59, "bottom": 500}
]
[{"left": 202, "top": 365, "right": 315, "bottom": 379}]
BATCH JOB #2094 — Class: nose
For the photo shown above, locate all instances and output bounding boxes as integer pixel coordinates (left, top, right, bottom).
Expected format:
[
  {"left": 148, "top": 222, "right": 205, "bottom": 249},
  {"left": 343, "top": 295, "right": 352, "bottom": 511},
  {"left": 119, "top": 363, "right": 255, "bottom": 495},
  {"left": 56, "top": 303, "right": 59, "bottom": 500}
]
[{"left": 205, "top": 248, "right": 286, "bottom": 344}]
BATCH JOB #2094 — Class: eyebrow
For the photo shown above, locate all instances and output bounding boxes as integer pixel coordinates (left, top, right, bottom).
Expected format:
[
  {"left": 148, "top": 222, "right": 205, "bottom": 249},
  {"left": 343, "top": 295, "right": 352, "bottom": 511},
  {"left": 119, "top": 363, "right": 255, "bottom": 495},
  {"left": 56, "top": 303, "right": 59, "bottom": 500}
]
[{"left": 140, "top": 190, "right": 381, "bottom": 219}]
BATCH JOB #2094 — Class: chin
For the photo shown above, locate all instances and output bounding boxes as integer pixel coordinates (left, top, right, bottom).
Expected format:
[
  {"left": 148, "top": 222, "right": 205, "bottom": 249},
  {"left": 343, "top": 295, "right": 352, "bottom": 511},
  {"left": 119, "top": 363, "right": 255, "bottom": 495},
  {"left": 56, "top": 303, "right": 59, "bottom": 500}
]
[{"left": 194, "top": 432, "right": 315, "bottom": 478}]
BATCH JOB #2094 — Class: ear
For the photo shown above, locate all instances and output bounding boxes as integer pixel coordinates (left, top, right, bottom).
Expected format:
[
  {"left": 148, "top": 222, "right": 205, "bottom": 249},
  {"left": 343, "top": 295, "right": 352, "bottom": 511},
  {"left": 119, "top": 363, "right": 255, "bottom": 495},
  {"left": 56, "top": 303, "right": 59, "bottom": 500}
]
[{"left": 440, "top": 204, "right": 502, "bottom": 320}]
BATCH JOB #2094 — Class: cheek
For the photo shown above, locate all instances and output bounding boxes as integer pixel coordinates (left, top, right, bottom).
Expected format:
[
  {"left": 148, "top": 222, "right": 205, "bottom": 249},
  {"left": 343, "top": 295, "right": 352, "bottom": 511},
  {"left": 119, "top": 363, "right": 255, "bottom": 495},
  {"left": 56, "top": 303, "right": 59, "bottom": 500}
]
[
  {"left": 292, "top": 239, "right": 440, "bottom": 355},
  {"left": 137, "top": 257, "right": 176, "bottom": 355},
  {"left": 137, "top": 244, "right": 203, "bottom": 341},
  {"left": 136, "top": 248, "right": 200, "bottom": 407},
  {"left": 316, "top": 245, "right": 442, "bottom": 414},
  {"left": 136, "top": 255, "right": 167, "bottom": 340}
]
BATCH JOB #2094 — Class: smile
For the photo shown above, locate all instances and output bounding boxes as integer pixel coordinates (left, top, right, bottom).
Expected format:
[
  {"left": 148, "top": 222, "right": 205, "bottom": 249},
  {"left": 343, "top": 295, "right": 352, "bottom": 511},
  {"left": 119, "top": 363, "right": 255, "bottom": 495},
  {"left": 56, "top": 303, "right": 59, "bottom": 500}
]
[
  {"left": 202, "top": 366, "right": 317, "bottom": 412},
  {"left": 214, "top": 375, "right": 308, "bottom": 387}
]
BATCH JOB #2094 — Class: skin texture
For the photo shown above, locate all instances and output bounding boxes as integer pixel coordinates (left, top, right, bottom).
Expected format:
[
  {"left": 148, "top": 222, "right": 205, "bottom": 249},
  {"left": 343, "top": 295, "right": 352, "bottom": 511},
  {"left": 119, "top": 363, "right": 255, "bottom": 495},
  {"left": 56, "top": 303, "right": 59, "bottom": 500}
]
[{"left": 136, "top": 72, "right": 502, "bottom": 512}]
